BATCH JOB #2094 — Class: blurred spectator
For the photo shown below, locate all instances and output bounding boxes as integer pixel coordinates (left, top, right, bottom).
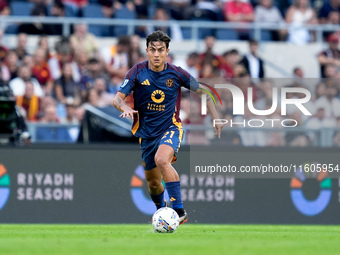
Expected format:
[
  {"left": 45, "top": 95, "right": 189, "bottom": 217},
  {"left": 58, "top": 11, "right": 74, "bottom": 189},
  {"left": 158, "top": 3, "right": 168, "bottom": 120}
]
[
  {"left": 0, "top": 29, "right": 8, "bottom": 62},
  {"left": 224, "top": 0, "right": 254, "bottom": 22},
  {"left": 324, "top": 63, "right": 340, "bottom": 79},
  {"left": 255, "top": 0, "right": 285, "bottom": 41},
  {"left": 0, "top": 60, "right": 9, "bottom": 82},
  {"left": 93, "top": 77, "right": 115, "bottom": 107},
  {"left": 314, "top": 82, "right": 326, "bottom": 100},
  {"left": 318, "top": 0, "right": 340, "bottom": 24},
  {"left": 82, "top": 87, "right": 100, "bottom": 108},
  {"left": 38, "top": 36, "right": 52, "bottom": 61},
  {"left": 314, "top": 85, "right": 340, "bottom": 118},
  {"left": 16, "top": 81, "right": 40, "bottom": 121},
  {"left": 146, "top": 8, "right": 183, "bottom": 41},
  {"left": 318, "top": 33, "right": 340, "bottom": 78},
  {"left": 9, "top": 65, "right": 44, "bottom": 97},
  {"left": 132, "top": 0, "right": 148, "bottom": 19},
  {"left": 18, "top": 4, "right": 51, "bottom": 35},
  {"left": 0, "top": 0, "right": 10, "bottom": 16},
  {"left": 100, "top": 0, "right": 115, "bottom": 18},
  {"left": 183, "top": 99, "right": 209, "bottom": 145},
  {"left": 166, "top": 53, "right": 174, "bottom": 64},
  {"left": 174, "top": 52, "right": 200, "bottom": 79},
  {"left": 285, "top": 111, "right": 310, "bottom": 147},
  {"left": 39, "top": 104, "right": 59, "bottom": 123},
  {"left": 184, "top": 0, "right": 223, "bottom": 22},
  {"left": 54, "top": 62, "right": 82, "bottom": 106},
  {"left": 59, "top": 102, "right": 79, "bottom": 124},
  {"left": 100, "top": 36, "right": 129, "bottom": 93},
  {"left": 199, "top": 36, "right": 222, "bottom": 78},
  {"left": 47, "top": 1, "right": 66, "bottom": 35},
  {"left": 305, "top": 106, "right": 336, "bottom": 129},
  {"left": 179, "top": 92, "right": 190, "bottom": 123},
  {"left": 62, "top": 0, "right": 88, "bottom": 15},
  {"left": 22, "top": 55, "right": 34, "bottom": 70},
  {"left": 200, "top": 62, "right": 221, "bottom": 78},
  {"left": 285, "top": 0, "right": 317, "bottom": 45},
  {"left": 291, "top": 66, "right": 309, "bottom": 88},
  {"left": 239, "top": 40, "right": 265, "bottom": 79},
  {"left": 48, "top": 43, "right": 80, "bottom": 82},
  {"left": 157, "top": 0, "right": 191, "bottom": 20},
  {"left": 220, "top": 49, "right": 240, "bottom": 79},
  {"left": 129, "top": 34, "right": 145, "bottom": 67},
  {"left": 234, "top": 71, "right": 258, "bottom": 102},
  {"left": 13, "top": 33, "right": 29, "bottom": 64},
  {"left": 254, "top": 79, "right": 275, "bottom": 110},
  {"left": 74, "top": 49, "right": 88, "bottom": 75},
  {"left": 79, "top": 57, "right": 109, "bottom": 91},
  {"left": 5, "top": 50, "right": 19, "bottom": 80},
  {"left": 233, "top": 63, "right": 248, "bottom": 78},
  {"left": 323, "top": 11, "right": 340, "bottom": 41},
  {"left": 293, "top": 66, "right": 304, "bottom": 78},
  {"left": 234, "top": 106, "right": 267, "bottom": 147},
  {"left": 70, "top": 24, "right": 98, "bottom": 58},
  {"left": 32, "top": 48, "right": 53, "bottom": 95},
  {"left": 333, "top": 117, "right": 340, "bottom": 146}
]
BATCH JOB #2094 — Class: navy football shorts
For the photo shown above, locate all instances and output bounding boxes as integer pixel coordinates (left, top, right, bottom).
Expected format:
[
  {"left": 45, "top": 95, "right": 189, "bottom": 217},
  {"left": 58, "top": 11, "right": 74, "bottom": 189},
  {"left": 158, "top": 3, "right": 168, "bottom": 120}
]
[{"left": 140, "top": 125, "right": 183, "bottom": 170}]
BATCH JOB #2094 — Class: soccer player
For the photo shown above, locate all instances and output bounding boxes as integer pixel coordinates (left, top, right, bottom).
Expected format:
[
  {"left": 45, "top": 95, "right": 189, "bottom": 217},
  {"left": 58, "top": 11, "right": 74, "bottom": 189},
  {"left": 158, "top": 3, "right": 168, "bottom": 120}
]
[{"left": 113, "top": 31, "right": 223, "bottom": 224}]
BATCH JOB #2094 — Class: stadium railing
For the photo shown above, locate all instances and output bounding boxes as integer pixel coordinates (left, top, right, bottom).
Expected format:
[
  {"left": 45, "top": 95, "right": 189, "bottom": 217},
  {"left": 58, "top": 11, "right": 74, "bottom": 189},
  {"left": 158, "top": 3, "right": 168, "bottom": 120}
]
[
  {"left": 0, "top": 16, "right": 339, "bottom": 42},
  {"left": 26, "top": 122, "right": 340, "bottom": 148}
]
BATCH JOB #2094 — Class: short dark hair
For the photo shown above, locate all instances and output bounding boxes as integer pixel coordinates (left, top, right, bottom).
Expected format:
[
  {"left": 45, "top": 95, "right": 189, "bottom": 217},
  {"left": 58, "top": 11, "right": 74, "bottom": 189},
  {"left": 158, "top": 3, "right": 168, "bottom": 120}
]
[
  {"left": 249, "top": 39, "right": 258, "bottom": 45},
  {"left": 117, "top": 35, "right": 131, "bottom": 46},
  {"left": 146, "top": 30, "right": 171, "bottom": 49},
  {"left": 88, "top": 57, "right": 99, "bottom": 65}
]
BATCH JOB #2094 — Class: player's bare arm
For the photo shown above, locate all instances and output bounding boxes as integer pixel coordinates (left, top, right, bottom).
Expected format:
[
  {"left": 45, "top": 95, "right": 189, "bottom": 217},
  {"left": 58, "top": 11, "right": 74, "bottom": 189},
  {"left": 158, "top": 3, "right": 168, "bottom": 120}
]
[
  {"left": 195, "top": 84, "right": 224, "bottom": 138},
  {"left": 113, "top": 92, "right": 138, "bottom": 120}
]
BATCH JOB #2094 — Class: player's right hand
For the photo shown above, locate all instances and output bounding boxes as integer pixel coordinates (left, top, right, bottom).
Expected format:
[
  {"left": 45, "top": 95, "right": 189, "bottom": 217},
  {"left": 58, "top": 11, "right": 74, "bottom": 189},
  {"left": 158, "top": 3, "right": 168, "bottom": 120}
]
[{"left": 119, "top": 108, "right": 138, "bottom": 120}]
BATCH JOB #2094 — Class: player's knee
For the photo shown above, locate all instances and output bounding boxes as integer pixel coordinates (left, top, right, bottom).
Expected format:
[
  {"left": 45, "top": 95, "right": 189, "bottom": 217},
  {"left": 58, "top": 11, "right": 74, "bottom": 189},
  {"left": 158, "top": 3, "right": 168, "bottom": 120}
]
[
  {"left": 147, "top": 178, "right": 161, "bottom": 190},
  {"left": 154, "top": 156, "right": 170, "bottom": 169}
]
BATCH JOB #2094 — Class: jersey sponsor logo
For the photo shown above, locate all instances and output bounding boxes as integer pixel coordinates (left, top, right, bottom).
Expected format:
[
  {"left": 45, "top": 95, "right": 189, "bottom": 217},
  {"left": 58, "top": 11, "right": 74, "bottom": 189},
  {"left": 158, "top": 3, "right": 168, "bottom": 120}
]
[
  {"left": 121, "top": 79, "right": 129, "bottom": 88},
  {"left": 151, "top": 90, "right": 165, "bottom": 103},
  {"left": 141, "top": 79, "right": 150, "bottom": 85},
  {"left": 164, "top": 139, "right": 173, "bottom": 144},
  {"left": 166, "top": 79, "right": 174, "bottom": 87}
]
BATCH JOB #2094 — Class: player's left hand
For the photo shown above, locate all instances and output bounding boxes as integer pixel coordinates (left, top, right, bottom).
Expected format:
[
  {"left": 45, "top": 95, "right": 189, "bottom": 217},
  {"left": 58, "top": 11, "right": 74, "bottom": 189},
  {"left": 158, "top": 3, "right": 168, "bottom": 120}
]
[{"left": 214, "top": 123, "right": 224, "bottom": 139}]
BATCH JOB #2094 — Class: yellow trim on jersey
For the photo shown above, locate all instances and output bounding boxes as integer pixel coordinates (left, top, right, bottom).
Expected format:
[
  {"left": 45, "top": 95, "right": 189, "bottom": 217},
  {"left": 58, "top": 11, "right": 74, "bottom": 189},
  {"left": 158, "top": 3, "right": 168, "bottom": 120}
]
[
  {"left": 132, "top": 113, "right": 139, "bottom": 135},
  {"left": 172, "top": 112, "right": 183, "bottom": 151}
]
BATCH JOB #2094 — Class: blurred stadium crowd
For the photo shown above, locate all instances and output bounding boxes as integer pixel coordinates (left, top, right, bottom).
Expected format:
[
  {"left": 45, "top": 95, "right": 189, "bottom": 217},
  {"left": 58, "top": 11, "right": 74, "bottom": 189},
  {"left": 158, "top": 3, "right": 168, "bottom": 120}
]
[{"left": 0, "top": 0, "right": 340, "bottom": 147}]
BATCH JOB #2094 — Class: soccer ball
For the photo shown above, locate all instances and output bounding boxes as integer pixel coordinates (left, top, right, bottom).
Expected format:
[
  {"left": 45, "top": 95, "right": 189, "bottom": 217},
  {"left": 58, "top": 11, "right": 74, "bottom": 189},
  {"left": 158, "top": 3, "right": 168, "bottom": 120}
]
[{"left": 152, "top": 207, "right": 179, "bottom": 233}]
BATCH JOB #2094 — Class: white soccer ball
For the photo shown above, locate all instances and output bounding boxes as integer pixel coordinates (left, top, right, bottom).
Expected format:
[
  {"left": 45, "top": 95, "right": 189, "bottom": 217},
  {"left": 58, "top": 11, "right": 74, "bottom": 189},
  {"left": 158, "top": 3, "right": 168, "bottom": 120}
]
[{"left": 152, "top": 207, "right": 179, "bottom": 233}]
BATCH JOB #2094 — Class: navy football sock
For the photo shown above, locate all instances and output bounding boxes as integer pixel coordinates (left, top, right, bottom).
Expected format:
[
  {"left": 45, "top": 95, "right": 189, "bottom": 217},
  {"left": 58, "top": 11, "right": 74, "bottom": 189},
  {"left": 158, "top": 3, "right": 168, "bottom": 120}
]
[
  {"left": 165, "top": 181, "right": 183, "bottom": 209},
  {"left": 150, "top": 191, "right": 165, "bottom": 209}
]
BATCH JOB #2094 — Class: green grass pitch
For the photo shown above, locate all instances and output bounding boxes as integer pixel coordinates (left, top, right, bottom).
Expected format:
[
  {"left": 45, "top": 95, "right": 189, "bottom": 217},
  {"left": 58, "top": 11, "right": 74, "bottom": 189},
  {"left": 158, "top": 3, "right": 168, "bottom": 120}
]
[{"left": 0, "top": 224, "right": 340, "bottom": 255}]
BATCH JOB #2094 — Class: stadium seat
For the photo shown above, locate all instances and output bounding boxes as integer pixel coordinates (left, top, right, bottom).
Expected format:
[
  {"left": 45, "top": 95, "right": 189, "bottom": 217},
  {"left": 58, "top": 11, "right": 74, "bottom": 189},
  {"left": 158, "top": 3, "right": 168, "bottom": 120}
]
[
  {"left": 249, "top": 30, "right": 273, "bottom": 42},
  {"left": 47, "top": 4, "right": 78, "bottom": 17},
  {"left": 10, "top": 1, "right": 34, "bottom": 16},
  {"left": 4, "top": 25, "right": 18, "bottom": 35},
  {"left": 114, "top": 6, "right": 136, "bottom": 37},
  {"left": 82, "top": 4, "right": 113, "bottom": 37},
  {"left": 216, "top": 28, "right": 238, "bottom": 40},
  {"left": 181, "top": 27, "right": 192, "bottom": 40},
  {"left": 147, "top": 5, "right": 156, "bottom": 19}
]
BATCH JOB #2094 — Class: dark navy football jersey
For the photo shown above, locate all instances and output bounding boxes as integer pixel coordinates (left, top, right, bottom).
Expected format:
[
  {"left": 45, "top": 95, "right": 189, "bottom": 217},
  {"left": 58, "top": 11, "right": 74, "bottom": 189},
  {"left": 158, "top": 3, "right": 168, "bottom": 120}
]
[{"left": 119, "top": 61, "right": 199, "bottom": 139}]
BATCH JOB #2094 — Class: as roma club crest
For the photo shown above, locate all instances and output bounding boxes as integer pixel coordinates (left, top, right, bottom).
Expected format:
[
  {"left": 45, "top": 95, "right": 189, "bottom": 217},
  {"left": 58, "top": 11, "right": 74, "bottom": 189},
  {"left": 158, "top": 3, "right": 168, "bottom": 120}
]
[{"left": 166, "top": 79, "right": 174, "bottom": 88}]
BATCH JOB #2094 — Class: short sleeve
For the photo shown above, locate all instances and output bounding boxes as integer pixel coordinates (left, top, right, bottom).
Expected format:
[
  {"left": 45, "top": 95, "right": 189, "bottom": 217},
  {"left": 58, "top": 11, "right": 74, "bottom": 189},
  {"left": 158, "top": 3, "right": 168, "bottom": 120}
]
[
  {"left": 119, "top": 65, "right": 138, "bottom": 96},
  {"left": 178, "top": 66, "right": 199, "bottom": 91}
]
